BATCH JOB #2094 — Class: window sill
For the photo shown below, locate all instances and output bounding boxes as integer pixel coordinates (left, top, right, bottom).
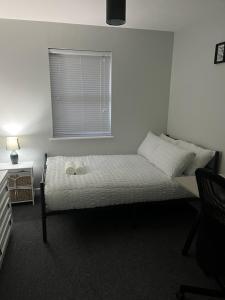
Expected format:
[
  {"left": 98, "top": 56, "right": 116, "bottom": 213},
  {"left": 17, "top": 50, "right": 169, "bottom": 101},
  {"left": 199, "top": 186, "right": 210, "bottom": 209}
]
[{"left": 49, "top": 136, "right": 114, "bottom": 141}]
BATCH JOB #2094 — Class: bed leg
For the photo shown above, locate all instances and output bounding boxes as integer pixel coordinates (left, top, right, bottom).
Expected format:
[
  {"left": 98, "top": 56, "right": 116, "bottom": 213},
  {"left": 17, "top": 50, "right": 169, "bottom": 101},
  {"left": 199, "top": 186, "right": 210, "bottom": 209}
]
[
  {"left": 40, "top": 182, "right": 47, "bottom": 243},
  {"left": 42, "top": 210, "right": 47, "bottom": 243}
]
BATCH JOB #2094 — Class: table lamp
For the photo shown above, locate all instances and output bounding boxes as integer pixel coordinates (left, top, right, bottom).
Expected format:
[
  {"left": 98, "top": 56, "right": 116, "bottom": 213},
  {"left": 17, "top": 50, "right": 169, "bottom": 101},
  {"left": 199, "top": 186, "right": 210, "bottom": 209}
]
[{"left": 6, "top": 137, "right": 20, "bottom": 164}]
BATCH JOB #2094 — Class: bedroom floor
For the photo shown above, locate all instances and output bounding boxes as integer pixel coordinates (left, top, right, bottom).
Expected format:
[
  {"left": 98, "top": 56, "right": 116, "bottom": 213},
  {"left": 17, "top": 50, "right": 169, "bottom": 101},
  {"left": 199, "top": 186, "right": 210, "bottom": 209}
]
[{"left": 0, "top": 195, "right": 219, "bottom": 300}]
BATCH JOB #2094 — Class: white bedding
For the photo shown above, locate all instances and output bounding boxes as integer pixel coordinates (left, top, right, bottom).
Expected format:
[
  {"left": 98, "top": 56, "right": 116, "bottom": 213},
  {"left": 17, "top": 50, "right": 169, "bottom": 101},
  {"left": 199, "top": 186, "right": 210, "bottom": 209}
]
[{"left": 45, "top": 155, "right": 193, "bottom": 211}]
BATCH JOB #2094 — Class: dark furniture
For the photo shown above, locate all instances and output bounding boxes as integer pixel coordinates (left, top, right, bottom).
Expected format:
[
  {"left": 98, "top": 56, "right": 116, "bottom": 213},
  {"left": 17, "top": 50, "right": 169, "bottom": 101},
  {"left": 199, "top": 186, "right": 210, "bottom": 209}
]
[
  {"left": 182, "top": 151, "right": 220, "bottom": 256},
  {"left": 177, "top": 168, "right": 225, "bottom": 299},
  {"left": 165, "top": 135, "right": 221, "bottom": 255}
]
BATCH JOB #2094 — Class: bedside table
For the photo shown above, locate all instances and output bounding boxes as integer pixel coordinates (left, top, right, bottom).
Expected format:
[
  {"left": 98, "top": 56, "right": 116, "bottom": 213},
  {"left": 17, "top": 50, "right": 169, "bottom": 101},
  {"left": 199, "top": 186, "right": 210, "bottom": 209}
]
[
  {"left": 0, "top": 162, "right": 34, "bottom": 205},
  {"left": 175, "top": 176, "right": 199, "bottom": 197}
]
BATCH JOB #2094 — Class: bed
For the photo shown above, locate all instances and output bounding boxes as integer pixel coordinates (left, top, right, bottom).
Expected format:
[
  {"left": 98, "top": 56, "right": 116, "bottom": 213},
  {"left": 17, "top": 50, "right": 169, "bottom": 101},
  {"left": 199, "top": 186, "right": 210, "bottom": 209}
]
[
  {"left": 40, "top": 132, "right": 220, "bottom": 243},
  {"left": 45, "top": 154, "right": 193, "bottom": 212}
]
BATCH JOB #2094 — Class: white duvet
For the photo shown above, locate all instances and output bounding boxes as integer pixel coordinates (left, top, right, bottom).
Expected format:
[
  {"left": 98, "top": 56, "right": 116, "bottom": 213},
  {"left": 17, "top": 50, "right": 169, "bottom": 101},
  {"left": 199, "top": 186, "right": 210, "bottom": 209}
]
[{"left": 45, "top": 155, "right": 193, "bottom": 211}]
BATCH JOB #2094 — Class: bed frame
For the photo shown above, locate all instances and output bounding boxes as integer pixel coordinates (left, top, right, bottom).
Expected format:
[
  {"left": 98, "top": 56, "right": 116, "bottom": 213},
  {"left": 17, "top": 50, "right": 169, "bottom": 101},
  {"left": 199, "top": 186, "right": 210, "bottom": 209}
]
[{"left": 40, "top": 150, "right": 221, "bottom": 244}]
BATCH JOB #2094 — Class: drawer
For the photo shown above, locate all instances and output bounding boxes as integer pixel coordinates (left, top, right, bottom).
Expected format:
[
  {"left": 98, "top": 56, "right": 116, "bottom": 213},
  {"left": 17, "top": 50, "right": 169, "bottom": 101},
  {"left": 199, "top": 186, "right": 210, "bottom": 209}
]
[
  {"left": 10, "top": 189, "right": 33, "bottom": 203},
  {"left": 8, "top": 173, "right": 32, "bottom": 188},
  {"left": 0, "top": 213, "right": 11, "bottom": 250},
  {"left": 0, "top": 206, "right": 11, "bottom": 239},
  {"left": 0, "top": 197, "right": 11, "bottom": 230},
  {"left": 0, "top": 176, "right": 7, "bottom": 191},
  {"left": 0, "top": 192, "right": 9, "bottom": 216},
  {"left": 0, "top": 179, "right": 8, "bottom": 202},
  {"left": 16, "top": 175, "right": 32, "bottom": 187},
  {"left": 0, "top": 217, "right": 12, "bottom": 264}
]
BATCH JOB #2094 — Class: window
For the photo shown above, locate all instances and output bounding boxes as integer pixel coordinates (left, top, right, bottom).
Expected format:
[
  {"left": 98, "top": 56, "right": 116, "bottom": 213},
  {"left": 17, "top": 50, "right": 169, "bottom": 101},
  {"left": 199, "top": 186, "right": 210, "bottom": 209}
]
[{"left": 48, "top": 49, "right": 112, "bottom": 138}]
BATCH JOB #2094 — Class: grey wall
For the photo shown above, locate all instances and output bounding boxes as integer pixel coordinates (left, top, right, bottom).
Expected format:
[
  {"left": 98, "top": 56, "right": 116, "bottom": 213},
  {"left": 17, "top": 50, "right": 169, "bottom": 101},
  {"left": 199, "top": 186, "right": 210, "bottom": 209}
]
[
  {"left": 168, "top": 16, "right": 225, "bottom": 172},
  {"left": 0, "top": 19, "right": 174, "bottom": 186}
]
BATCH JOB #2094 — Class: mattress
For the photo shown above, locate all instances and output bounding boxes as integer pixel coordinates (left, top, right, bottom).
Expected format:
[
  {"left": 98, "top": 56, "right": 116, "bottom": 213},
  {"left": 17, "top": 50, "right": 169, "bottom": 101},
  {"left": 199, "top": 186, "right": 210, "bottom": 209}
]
[{"left": 45, "top": 154, "right": 193, "bottom": 211}]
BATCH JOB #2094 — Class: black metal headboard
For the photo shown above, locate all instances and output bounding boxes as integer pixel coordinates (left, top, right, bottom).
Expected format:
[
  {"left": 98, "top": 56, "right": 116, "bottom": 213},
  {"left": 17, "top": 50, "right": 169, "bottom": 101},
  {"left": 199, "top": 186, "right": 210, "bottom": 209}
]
[
  {"left": 205, "top": 151, "right": 220, "bottom": 174},
  {"left": 166, "top": 135, "right": 221, "bottom": 174}
]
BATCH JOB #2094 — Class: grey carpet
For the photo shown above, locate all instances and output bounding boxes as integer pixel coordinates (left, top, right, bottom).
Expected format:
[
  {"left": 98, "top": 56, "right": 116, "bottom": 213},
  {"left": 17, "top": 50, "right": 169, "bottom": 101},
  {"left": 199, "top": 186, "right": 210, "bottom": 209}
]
[{"left": 0, "top": 196, "right": 219, "bottom": 300}]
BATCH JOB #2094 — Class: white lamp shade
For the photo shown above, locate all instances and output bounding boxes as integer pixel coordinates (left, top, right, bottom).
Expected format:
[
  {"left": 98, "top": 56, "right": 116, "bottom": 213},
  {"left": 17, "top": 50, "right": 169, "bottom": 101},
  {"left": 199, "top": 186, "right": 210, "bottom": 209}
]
[{"left": 6, "top": 137, "right": 20, "bottom": 151}]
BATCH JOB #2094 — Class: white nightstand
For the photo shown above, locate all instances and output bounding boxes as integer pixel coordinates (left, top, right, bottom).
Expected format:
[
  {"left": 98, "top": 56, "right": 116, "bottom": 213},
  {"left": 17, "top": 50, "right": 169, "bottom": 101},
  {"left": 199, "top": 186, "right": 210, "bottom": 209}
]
[
  {"left": 0, "top": 162, "right": 34, "bottom": 205},
  {"left": 175, "top": 176, "right": 199, "bottom": 197}
]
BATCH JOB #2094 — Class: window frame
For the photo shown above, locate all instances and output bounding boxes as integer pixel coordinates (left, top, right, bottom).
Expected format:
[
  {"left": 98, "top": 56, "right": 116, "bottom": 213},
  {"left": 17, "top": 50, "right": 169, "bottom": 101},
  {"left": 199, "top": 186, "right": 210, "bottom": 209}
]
[{"left": 48, "top": 48, "right": 113, "bottom": 140}]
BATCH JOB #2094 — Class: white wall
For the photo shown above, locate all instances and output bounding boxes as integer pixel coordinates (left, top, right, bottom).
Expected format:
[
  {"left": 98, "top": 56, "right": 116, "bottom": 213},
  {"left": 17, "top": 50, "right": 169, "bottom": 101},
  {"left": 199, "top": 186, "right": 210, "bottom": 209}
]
[
  {"left": 168, "top": 15, "right": 225, "bottom": 172},
  {"left": 0, "top": 19, "right": 174, "bottom": 186}
]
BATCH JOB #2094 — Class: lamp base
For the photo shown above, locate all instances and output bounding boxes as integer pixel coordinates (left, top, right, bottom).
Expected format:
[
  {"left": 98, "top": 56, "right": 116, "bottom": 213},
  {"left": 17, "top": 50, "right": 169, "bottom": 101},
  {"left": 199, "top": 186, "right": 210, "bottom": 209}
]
[{"left": 10, "top": 152, "right": 18, "bottom": 164}]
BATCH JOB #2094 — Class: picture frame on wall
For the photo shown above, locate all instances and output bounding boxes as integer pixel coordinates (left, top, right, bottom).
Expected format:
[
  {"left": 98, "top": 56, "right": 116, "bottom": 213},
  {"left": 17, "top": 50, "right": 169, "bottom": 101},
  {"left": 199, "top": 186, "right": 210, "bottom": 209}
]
[{"left": 214, "top": 42, "right": 225, "bottom": 64}]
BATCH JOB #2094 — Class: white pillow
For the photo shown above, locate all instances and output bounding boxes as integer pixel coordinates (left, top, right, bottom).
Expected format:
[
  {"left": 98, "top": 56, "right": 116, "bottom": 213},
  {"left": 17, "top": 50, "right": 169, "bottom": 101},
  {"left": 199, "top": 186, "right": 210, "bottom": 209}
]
[
  {"left": 149, "top": 140, "right": 195, "bottom": 177},
  {"left": 137, "top": 131, "right": 162, "bottom": 162},
  {"left": 160, "top": 133, "right": 178, "bottom": 145},
  {"left": 176, "top": 140, "right": 215, "bottom": 175},
  {"left": 138, "top": 132, "right": 196, "bottom": 177}
]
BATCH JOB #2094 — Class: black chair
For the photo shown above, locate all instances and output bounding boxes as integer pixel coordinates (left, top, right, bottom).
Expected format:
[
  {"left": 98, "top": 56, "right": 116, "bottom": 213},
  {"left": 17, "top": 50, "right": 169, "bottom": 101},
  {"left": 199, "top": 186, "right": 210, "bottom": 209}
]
[{"left": 177, "top": 168, "right": 225, "bottom": 299}]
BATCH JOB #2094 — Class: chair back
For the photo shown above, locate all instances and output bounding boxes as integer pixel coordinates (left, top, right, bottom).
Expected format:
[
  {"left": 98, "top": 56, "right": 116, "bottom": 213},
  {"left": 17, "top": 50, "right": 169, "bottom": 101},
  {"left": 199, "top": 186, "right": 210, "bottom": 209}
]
[
  {"left": 195, "top": 168, "right": 225, "bottom": 276},
  {"left": 196, "top": 168, "right": 225, "bottom": 225}
]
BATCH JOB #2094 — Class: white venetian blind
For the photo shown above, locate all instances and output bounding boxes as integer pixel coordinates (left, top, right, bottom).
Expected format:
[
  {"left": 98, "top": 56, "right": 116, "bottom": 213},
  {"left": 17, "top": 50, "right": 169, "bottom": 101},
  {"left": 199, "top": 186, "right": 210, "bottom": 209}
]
[{"left": 48, "top": 49, "right": 112, "bottom": 138}]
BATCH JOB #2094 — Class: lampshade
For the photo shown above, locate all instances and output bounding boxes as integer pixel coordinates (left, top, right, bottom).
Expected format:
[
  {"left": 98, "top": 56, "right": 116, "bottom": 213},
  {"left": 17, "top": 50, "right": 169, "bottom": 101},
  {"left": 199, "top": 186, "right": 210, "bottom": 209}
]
[
  {"left": 106, "top": 0, "right": 126, "bottom": 26},
  {"left": 6, "top": 137, "right": 20, "bottom": 151}
]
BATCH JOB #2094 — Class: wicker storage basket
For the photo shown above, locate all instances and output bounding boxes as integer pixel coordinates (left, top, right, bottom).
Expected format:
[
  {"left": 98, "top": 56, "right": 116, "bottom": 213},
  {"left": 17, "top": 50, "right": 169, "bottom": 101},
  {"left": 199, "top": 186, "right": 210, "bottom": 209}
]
[
  {"left": 16, "top": 176, "right": 31, "bottom": 187},
  {"left": 9, "top": 190, "right": 16, "bottom": 202},
  {"left": 8, "top": 175, "right": 31, "bottom": 188},
  {"left": 8, "top": 176, "right": 17, "bottom": 188},
  {"left": 9, "top": 189, "right": 32, "bottom": 203}
]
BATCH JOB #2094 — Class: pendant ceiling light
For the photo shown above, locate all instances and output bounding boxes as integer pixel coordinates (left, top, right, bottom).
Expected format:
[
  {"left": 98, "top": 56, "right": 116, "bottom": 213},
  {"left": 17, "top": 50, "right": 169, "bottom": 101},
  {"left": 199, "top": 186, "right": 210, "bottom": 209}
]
[{"left": 106, "top": 0, "right": 126, "bottom": 26}]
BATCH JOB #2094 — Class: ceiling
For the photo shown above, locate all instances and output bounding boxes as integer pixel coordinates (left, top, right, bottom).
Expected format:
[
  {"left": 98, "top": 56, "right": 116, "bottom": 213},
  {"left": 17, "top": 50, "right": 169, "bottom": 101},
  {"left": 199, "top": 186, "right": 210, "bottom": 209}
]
[{"left": 0, "top": 0, "right": 224, "bottom": 32}]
